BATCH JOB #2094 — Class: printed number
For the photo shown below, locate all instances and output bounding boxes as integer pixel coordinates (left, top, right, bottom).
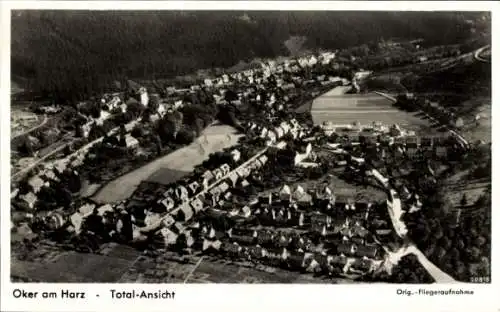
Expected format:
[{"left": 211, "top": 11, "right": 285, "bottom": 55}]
[{"left": 470, "top": 276, "right": 490, "bottom": 283}]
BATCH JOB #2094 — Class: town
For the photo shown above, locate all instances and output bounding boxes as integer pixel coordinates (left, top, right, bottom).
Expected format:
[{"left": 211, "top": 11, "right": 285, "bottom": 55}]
[{"left": 10, "top": 13, "right": 491, "bottom": 285}]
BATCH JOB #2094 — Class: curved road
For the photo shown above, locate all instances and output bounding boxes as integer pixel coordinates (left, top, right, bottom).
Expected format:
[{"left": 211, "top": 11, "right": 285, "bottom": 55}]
[{"left": 474, "top": 45, "right": 491, "bottom": 63}]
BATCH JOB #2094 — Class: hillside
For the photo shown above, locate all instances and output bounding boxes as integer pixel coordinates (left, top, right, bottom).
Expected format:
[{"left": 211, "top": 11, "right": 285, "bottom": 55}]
[{"left": 11, "top": 11, "right": 488, "bottom": 101}]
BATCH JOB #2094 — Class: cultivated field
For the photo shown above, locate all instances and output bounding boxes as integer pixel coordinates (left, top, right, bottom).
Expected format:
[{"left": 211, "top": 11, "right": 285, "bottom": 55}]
[
  {"left": 311, "top": 91, "right": 435, "bottom": 134},
  {"left": 11, "top": 243, "right": 354, "bottom": 284},
  {"left": 92, "top": 125, "right": 243, "bottom": 204}
]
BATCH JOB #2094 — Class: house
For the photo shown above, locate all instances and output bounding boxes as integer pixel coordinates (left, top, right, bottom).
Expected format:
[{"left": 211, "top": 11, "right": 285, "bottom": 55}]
[
  {"left": 177, "top": 204, "right": 194, "bottom": 222},
  {"left": 266, "top": 247, "right": 288, "bottom": 265},
  {"left": 220, "top": 164, "right": 231, "bottom": 176},
  {"left": 405, "top": 143, "right": 419, "bottom": 158},
  {"left": 350, "top": 258, "right": 375, "bottom": 273},
  {"left": 201, "top": 170, "right": 215, "bottom": 188},
  {"left": 222, "top": 242, "right": 243, "bottom": 258},
  {"left": 247, "top": 245, "right": 267, "bottom": 260},
  {"left": 236, "top": 167, "right": 251, "bottom": 179},
  {"left": 274, "top": 127, "right": 284, "bottom": 139},
  {"left": 240, "top": 206, "right": 252, "bottom": 218},
  {"left": 266, "top": 131, "right": 277, "bottom": 143},
  {"left": 159, "top": 228, "right": 178, "bottom": 246},
  {"left": 208, "top": 187, "right": 222, "bottom": 203},
  {"left": 230, "top": 149, "right": 241, "bottom": 163},
  {"left": 175, "top": 186, "right": 189, "bottom": 202},
  {"left": 179, "top": 231, "right": 195, "bottom": 248},
  {"left": 227, "top": 172, "right": 239, "bottom": 187},
  {"left": 53, "top": 161, "right": 67, "bottom": 175},
  {"left": 138, "top": 87, "right": 149, "bottom": 106},
  {"left": 171, "top": 222, "right": 186, "bottom": 235},
  {"left": 187, "top": 182, "right": 200, "bottom": 196},
  {"left": 292, "top": 185, "right": 306, "bottom": 200},
  {"left": 97, "top": 204, "right": 114, "bottom": 216},
  {"left": 337, "top": 242, "right": 357, "bottom": 256},
  {"left": 354, "top": 202, "right": 372, "bottom": 214},
  {"left": 190, "top": 198, "right": 204, "bottom": 214},
  {"left": 223, "top": 191, "right": 233, "bottom": 201},
  {"left": 43, "top": 170, "right": 58, "bottom": 181},
  {"left": 231, "top": 232, "right": 256, "bottom": 245},
  {"left": 163, "top": 188, "right": 175, "bottom": 198},
  {"left": 20, "top": 192, "right": 37, "bottom": 210},
  {"left": 279, "top": 184, "right": 292, "bottom": 201},
  {"left": 201, "top": 239, "right": 222, "bottom": 252},
  {"left": 275, "top": 233, "right": 292, "bottom": 248},
  {"left": 218, "top": 182, "right": 230, "bottom": 194},
  {"left": 420, "top": 137, "right": 433, "bottom": 149},
  {"left": 162, "top": 215, "right": 176, "bottom": 228},
  {"left": 287, "top": 252, "right": 306, "bottom": 270},
  {"left": 256, "top": 230, "right": 275, "bottom": 245},
  {"left": 355, "top": 244, "right": 379, "bottom": 259},
  {"left": 159, "top": 197, "right": 175, "bottom": 212},
  {"left": 435, "top": 146, "right": 448, "bottom": 158},
  {"left": 79, "top": 203, "right": 96, "bottom": 215},
  {"left": 212, "top": 168, "right": 224, "bottom": 180},
  {"left": 28, "top": 176, "right": 45, "bottom": 194},
  {"left": 310, "top": 213, "right": 332, "bottom": 227}
]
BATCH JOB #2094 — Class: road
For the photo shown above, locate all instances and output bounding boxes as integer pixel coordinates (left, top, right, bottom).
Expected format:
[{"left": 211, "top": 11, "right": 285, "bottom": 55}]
[
  {"left": 11, "top": 135, "right": 77, "bottom": 182},
  {"left": 384, "top": 244, "right": 457, "bottom": 283},
  {"left": 474, "top": 45, "right": 491, "bottom": 63},
  {"left": 11, "top": 120, "right": 139, "bottom": 185},
  {"left": 11, "top": 114, "right": 49, "bottom": 140}
]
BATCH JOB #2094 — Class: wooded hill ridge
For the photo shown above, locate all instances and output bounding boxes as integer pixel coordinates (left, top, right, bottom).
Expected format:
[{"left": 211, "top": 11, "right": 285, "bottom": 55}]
[{"left": 12, "top": 11, "right": 488, "bottom": 100}]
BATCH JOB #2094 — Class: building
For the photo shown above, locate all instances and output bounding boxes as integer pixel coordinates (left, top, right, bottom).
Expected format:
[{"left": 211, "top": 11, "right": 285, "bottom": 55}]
[
  {"left": 202, "top": 170, "right": 215, "bottom": 189},
  {"left": 190, "top": 198, "right": 204, "bottom": 214},
  {"left": 19, "top": 192, "right": 37, "bottom": 210},
  {"left": 177, "top": 204, "right": 194, "bottom": 222},
  {"left": 175, "top": 186, "right": 189, "bottom": 202},
  {"left": 125, "top": 134, "right": 140, "bottom": 149},
  {"left": 28, "top": 176, "right": 45, "bottom": 194}
]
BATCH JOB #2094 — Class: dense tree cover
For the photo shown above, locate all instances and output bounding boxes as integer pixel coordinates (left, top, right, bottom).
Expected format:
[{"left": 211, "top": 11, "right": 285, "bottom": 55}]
[
  {"left": 12, "top": 11, "right": 485, "bottom": 100},
  {"left": 369, "top": 255, "right": 434, "bottom": 283},
  {"left": 404, "top": 184, "right": 491, "bottom": 282},
  {"left": 405, "top": 60, "right": 491, "bottom": 97}
]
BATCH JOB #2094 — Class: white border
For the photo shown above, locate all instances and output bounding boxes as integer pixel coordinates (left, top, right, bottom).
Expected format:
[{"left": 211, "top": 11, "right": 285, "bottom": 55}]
[{"left": 1, "top": 2, "right": 499, "bottom": 312}]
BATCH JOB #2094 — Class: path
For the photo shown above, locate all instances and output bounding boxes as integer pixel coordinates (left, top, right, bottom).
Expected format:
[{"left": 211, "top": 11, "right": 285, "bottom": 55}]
[{"left": 183, "top": 256, "right": 205, "bottom": 284}]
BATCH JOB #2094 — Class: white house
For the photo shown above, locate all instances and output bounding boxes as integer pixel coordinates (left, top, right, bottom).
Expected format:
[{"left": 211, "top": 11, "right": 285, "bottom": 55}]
[{"left": 139, "top": 87, "right": 149, "bottom": 106}]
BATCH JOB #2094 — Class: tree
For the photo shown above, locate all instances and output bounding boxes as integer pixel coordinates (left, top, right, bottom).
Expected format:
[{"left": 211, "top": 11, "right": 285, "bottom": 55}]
[
  {"left": 460, "top": 193, "right": 468, "bottom": 207},
  {"left": 193, "top": 118, "right": 205, "bottom": 136},
  {"left": 176, "top": 128, "right": 195, "bottom": 145},
  {"left": 158, "top": 117, "right": 177, "bottom": 143}
]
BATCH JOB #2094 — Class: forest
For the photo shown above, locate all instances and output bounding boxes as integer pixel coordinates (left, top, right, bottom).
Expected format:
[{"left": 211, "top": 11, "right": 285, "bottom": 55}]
[{"left": 11, "top": 11, "right": 487, "bottom": 101}]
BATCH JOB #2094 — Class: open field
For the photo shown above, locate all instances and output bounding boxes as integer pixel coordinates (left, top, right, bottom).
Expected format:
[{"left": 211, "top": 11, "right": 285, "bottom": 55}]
[
  {"left": 461, "top": 103, "right": 491, "bottom": 143},
  {"left": 92, "top": 125, "right": 243, "bottom": 204},
  {"left": 311, "top": 91, "right": 436, "bottom": 134},
  {"left": 11, "top": 244, "right": 353, "bottom": 284}
]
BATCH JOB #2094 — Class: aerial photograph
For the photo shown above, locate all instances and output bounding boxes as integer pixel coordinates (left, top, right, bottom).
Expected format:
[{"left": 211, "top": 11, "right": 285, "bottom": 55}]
[{"left": 10, "top": 11, "right": 491, "bottom": 284}]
